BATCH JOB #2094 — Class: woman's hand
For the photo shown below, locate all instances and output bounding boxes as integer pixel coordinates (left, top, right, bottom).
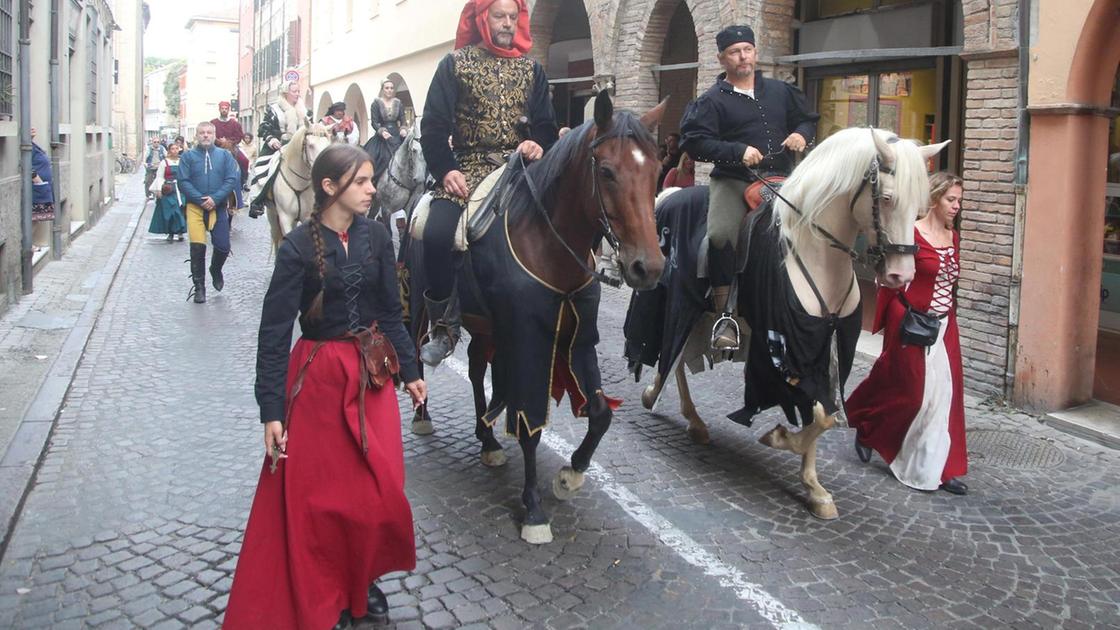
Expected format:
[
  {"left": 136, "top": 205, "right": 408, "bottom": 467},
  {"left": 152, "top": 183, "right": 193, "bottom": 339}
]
[
  {"left": 404, "top": 379, "right": 427, "bottom": 409},
  {"left": 381, "top": 130, "right": 392, "bottom": 140},
  {"left": 264, "top": 420, "right": 288, "bottom": 460}
]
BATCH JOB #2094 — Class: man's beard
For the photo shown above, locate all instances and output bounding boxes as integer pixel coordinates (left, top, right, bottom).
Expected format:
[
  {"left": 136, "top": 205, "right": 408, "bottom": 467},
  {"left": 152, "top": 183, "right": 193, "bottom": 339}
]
[
  {"left": 728, "top": 64, "right": 754, "bottom": 81},
  {"left": 493, "top": 31, "right": 514, "bottom": 48}
]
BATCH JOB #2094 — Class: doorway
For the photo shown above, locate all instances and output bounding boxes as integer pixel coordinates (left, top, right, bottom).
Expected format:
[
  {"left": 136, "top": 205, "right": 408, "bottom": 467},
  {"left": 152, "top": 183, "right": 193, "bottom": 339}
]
[{"left": 1093, "top": 68, "right": 1120, "bottom": 404}]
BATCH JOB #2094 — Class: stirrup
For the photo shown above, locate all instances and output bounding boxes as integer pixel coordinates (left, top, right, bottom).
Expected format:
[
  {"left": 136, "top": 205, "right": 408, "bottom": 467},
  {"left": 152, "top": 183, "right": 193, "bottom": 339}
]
[{"left": 710, "top": 313, "right": 741, "bottom": 351}]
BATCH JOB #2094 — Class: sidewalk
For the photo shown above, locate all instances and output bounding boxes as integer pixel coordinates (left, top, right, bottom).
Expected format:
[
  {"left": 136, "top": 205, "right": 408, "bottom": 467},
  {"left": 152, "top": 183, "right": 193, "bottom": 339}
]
[{"left": 0, "top": 172, "right": 147, "bottom": 554}]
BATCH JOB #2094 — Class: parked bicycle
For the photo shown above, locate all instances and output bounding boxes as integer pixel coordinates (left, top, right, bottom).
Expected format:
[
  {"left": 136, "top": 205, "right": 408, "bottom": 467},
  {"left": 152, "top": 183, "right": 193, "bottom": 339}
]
[{"left": 116, "top": 153, "right": 137, "bottom": 175}]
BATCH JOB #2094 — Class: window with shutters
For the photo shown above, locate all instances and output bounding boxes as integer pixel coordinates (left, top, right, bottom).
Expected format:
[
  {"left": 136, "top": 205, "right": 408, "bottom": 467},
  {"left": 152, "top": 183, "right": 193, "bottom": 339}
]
[{"left": 0, "top": 0, "right": 13, "bottom": 117}]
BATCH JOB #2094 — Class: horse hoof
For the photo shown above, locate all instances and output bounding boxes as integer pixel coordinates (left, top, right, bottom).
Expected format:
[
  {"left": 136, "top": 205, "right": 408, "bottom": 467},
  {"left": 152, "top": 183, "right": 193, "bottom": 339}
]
[
  {"left": 480, "top": 449, "right": 507, "bottom": 468},
  {"left": 411, "top": 420, "right": 434, "bottom": 436},
  {"left": 552, "top": 466, "right": 585, "bottom": 501},
  {"left": 808, "top": 496, "right": 839, "bottom": 521},
  {"left": 520, "top": 523, "right": 553, "bottom": 545},
  {"left": 641, "top": 385, "right": 658, "bottom": 410},
  {"left": 687, "top": 425, "right": 711, "bottom": 445},
  {"left": 758, "top": 425, "right": 787, "bottom": 449}
]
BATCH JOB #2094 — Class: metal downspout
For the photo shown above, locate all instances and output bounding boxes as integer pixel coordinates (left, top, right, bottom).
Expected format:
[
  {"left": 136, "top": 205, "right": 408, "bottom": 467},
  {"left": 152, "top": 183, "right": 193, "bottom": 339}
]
[
  {"left": 1005, "top": 0, "right": 1032, "bottom": 398},
  {"left": 49, "top": 0, "right": 62, "bottom": 260},
  {"left": 18, "top": 0, "right": 33, "bottom": 293}
]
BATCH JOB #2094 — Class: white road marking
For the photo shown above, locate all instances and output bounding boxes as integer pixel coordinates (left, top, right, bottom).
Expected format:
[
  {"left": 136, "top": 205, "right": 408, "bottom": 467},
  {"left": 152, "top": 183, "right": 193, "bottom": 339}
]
[
  {"left": 442, "top": 356, "right": 815, "bottom": 629},
  {"left": 632, "top": 148, "right": 647, "bottom": 166}
]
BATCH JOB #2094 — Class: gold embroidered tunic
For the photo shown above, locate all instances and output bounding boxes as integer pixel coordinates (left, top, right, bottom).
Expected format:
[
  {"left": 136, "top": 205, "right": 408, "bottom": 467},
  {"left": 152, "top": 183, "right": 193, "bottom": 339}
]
[{"left": 421, "top": 45, "right": 558, "bottom": 204}]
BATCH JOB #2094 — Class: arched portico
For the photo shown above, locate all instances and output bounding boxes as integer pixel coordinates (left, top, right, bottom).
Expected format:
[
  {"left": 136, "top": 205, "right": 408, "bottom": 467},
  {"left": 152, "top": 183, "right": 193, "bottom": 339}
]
[
  {"left": 315, "top": 92, "right": 334, "bottom": 121},
  {"left": 1015, "top": 0, "right": 1120, "bottom": 410},
  {"left": 343, "top": 83, "right": 368, "bottom": 144},
  {"left": 529, "top": 0, "right": 597, "bottom": 127}
]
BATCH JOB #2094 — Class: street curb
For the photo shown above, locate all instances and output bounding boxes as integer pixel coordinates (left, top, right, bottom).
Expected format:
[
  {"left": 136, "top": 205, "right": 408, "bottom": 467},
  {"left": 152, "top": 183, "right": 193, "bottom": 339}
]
[{"left": 0, "top": 194, "right": 147, "bottom": 561}]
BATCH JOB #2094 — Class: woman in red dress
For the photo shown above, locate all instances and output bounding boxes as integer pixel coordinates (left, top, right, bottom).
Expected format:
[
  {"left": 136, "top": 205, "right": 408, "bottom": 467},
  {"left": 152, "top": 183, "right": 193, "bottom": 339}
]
[
  {"left": 661, "top": 151, "right": 696, "bottom": 189},
  {"left": 846, "top": 172, "right": 968, "bottom": 495},
  {"left": 225, "top": 144, "right": 427, "bottom": 629}
]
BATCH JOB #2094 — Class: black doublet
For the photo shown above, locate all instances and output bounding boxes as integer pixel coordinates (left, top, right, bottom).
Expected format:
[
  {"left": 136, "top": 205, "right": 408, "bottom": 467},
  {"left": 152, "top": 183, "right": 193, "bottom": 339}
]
[
  {"left": 256, "top": 216, "right": 420, "bottom": 422},
  {"left": 680, "top": 72, "right": 819, "bottom": 182}
]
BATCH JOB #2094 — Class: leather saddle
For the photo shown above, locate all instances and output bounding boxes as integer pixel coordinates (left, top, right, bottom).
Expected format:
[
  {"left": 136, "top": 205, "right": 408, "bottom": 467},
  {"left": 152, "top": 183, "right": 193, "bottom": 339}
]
[{"left": 410, "top": 152, "right": 526, "bottom": 251}]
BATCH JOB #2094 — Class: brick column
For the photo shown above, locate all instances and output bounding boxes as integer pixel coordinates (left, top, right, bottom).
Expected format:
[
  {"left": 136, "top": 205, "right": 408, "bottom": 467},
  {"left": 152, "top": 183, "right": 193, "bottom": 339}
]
[{"left": 956, "top": 52, "right": 1020, "bottom": 396}]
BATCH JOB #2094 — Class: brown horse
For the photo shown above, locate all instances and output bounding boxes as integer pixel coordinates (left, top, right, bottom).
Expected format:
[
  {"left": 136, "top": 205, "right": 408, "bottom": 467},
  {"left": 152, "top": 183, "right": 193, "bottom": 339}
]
[{"left": 408, "top": 91, "right": 666, "bottom": 543}]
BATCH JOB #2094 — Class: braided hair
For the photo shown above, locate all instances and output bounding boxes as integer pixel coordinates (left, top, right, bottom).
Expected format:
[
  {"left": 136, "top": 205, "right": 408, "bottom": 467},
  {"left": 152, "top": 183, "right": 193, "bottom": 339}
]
[{"left": 304, "top": 143, "right": 376, "bottom": 322}]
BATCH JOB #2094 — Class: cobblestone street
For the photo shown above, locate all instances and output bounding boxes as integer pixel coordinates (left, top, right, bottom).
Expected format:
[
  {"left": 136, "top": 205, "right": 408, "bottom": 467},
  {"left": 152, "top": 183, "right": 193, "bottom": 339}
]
[{"left": 0, "top": 183, "right": 1118, "bottom": 629}]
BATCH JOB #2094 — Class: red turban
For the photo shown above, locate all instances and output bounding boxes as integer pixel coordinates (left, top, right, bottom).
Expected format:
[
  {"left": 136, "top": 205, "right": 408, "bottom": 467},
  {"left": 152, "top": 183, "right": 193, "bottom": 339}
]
[{"left": 454, "top": 0, "right": 532, "bottom": 59}]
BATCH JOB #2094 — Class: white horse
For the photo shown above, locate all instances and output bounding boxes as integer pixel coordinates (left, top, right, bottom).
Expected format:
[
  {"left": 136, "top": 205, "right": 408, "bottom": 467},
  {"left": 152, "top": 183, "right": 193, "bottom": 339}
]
[
  {"left": 632, "top": 127, "right": 949, "bottom": 520},
  {"left": 265, "top": 123, "right": 334, "bottom": 249},
  {"left": 372, "top": 123, "right": 427, "bottom": 223}
]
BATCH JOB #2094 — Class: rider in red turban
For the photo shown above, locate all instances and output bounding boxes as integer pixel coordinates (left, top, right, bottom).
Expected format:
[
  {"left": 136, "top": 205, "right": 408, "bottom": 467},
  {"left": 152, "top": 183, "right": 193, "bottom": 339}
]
[{"left": 454, "top": 0, "right": 532, "bottom": 58}]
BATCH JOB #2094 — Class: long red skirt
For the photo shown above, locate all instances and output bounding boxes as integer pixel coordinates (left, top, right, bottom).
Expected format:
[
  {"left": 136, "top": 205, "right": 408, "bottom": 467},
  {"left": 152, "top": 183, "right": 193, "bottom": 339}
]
[{"left": 224, "top": 338, "right": 416, "bottom": 630}]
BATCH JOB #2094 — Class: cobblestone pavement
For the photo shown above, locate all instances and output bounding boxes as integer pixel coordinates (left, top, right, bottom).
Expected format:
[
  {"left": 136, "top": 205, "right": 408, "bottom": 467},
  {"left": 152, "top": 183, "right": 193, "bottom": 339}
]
[{"left": 0, "top": 196, "right": 1118, "bottom": 629}]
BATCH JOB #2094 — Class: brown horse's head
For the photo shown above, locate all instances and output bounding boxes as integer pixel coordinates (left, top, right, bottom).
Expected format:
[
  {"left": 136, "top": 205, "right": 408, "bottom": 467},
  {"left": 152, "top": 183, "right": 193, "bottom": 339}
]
[{"left": 583, "top": 91, "right": 667, "bottom": 290}]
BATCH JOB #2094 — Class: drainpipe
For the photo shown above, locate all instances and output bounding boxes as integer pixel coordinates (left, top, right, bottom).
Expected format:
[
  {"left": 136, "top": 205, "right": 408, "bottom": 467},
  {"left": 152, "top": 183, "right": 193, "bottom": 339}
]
[
  {"left": 1004, "top": 0, "right": 1032, "bottom": 398},
  {"left": 18, "top": 0, "right": 33, "bottom": 293},
  {"left": 49, "top": 0, "right": 62, "bottom": 260}
]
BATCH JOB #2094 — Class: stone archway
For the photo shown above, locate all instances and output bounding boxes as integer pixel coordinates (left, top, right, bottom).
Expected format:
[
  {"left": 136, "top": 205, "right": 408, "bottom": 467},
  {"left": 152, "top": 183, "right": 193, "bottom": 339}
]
[
  {"left": 315, "top": 92, "right": 334, "bottom": 121},
  {"left": 343, "top": 83, "right": 368, "bottom": 144},
  {"left": 382, "top": 73, "right": 416, "bottom": 130},
  {"left": 1014, "top": 0, "right": 1120, "bottom": 410},
  {"left": 530, "top": 0, "right": 597, "bottom": 128},
  {"left": 611, "top": 0, "right": 724, "bottom": 116}
]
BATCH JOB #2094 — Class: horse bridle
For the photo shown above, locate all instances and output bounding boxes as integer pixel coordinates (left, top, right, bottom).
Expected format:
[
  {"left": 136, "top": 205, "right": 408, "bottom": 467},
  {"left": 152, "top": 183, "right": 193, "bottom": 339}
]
[
  {"left": 750, "top": 129, "right": 917, "bottom": 270},
  {"left": 520, "top": 130, "right": 637, "bottom": 289},
  {"left": 277, "top": 131, "right": 315, "bottom": 221},
  {"left": 385, "top": 136, "right": 420, "bottom": 190}
]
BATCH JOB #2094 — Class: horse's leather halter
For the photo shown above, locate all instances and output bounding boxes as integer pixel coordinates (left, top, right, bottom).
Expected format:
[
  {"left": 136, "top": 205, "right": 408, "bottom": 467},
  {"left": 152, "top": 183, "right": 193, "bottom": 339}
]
[
  {"left": 519, "top": 130, "right": 633, "bottom": 289},
  {"left": 750, "top": 129, "right": 917, "bottom": 271}
]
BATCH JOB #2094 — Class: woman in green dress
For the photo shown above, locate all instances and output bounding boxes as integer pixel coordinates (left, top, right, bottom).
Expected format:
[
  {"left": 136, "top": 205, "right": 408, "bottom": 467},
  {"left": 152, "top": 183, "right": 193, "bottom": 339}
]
[{"left": 148, "top": 142, "right": 188, "bottom": 241}]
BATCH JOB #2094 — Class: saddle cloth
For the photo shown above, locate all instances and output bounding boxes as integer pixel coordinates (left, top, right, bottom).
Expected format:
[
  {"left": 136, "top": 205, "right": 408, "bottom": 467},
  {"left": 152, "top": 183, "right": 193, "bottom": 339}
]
[
  {"left": 248, "top": 152, "right": 282, "bottom": 206},
  {"left": 410, "top": 165, "right": 506, "bottom": 251}
]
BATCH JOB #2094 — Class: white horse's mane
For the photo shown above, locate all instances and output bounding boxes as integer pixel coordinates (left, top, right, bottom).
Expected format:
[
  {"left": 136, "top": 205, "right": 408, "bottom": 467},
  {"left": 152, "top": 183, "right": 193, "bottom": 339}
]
[{"left": 775, "top": 127, "right": 928, "bottom": 252}]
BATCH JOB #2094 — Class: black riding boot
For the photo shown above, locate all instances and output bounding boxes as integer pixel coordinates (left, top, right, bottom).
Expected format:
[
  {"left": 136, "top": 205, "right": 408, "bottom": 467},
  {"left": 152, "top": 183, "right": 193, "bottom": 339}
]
[
  {"left": 210, "top": 249, "right": 229, "bottom": 292},
  {"left": 420, "top": 289, "right": 461, "bottom": 367},
  {"left": 248, "top": 200, "right": 264, "bottom": 219},
  {"left": 189, "top": 243, "right": 207, "bottom": 304}
]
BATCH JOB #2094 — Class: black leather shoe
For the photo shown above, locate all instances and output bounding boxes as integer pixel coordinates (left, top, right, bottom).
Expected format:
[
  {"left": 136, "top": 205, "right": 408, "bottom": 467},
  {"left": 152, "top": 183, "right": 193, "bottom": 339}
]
[
  {"left": 332, "top": 610, "right": 351, "bottom": 629},
  {"left": 855, "top": 435, "right": 872, "bottom": 463},
  {"left": 366, "top": 584, "right": 389, "bottom": 623},
  {"left": 248, "top": 203, "right": 264, "bottom": 219},
  {"left": 940, "top": 478, "right": 968, "bottom": 495}
]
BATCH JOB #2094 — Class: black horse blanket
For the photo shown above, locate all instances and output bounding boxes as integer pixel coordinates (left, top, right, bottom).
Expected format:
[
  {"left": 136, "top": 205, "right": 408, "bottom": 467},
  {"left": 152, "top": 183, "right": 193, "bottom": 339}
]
[
  {"left": 730, "top": 201, "right": 861, "bottom": 427},
  {"left": 404, "top": 207, "right": 619, "bottom": 438},
  {"left": 623, "top": 189, "right": 861, "bottom": 428}
]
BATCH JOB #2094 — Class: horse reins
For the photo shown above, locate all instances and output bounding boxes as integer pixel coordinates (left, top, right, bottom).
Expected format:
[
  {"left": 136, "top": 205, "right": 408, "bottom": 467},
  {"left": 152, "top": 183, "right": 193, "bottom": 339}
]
[
  {"left": 278, "top": 131, "right": 315, "bottom": 222},
  {"left": 746, "top": 128, "right": 917, "bottom": 271},
  {"left": 518, "top": 130, "right": 633, "bottom": 289}
]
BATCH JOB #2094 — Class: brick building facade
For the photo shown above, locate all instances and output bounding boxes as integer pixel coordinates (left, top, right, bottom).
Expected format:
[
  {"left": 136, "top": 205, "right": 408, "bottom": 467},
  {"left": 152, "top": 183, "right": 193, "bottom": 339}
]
[
  {"left": 307, "top": 0, "right": 1120, "bottom": 416},
  {"left": 526, "top": 0, "right": 1022, "bottom": 399}
]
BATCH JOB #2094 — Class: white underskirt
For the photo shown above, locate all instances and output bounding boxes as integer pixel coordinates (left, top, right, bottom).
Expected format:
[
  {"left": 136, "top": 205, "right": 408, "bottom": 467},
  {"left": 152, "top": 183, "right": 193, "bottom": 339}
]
[{"left": 890, "top": 320, "right": 952, "bottom": 490}]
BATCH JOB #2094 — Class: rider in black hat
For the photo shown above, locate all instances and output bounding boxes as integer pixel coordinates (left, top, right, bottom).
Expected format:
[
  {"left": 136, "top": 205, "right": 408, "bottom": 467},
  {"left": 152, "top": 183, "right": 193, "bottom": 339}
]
[{"left": 680, "top": 25, "right": 819, "bottom": 350}]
